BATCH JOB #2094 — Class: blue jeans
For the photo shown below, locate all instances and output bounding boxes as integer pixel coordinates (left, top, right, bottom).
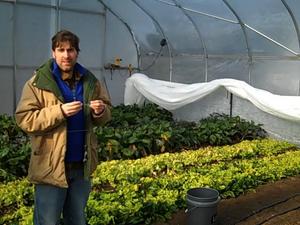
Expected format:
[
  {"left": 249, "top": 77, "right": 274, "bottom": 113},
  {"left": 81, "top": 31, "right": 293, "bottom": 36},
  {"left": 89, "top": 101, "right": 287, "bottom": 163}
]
[{"left": 33, "top": 166, "right": 91, "bottom": 225}]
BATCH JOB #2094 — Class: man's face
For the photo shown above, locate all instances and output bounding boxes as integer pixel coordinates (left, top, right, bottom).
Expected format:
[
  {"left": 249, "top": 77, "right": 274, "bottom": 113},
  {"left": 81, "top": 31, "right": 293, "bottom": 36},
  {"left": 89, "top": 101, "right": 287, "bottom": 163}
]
[{"left": 52, "top": 41, "right": 78, "bottom": 73}]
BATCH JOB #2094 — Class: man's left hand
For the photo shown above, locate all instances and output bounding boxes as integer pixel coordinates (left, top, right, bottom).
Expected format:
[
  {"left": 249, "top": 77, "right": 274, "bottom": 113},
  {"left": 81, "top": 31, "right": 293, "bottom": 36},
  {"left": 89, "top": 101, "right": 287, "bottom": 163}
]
[{"left": 90, "top": 100, "right": 106, "bottom": 115}]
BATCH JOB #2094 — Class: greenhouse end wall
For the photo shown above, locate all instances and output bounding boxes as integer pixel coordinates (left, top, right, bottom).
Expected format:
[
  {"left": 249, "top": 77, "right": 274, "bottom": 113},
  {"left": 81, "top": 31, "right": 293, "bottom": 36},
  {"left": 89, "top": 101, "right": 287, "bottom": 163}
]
[{"left": 0, "top": 0, "right": 106, "bottom": 115}]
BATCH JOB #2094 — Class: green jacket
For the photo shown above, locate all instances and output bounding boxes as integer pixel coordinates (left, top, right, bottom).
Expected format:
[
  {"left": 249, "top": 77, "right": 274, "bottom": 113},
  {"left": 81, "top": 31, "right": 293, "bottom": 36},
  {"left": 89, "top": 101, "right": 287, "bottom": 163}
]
[{"left": 15, "top": 59, "right": 111, "bottom": 187}]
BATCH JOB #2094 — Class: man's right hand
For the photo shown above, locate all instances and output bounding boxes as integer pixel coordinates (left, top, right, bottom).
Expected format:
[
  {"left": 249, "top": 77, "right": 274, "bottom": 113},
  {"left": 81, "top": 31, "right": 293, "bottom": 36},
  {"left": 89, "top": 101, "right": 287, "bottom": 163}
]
[{"left": 61, "top": 101, "right": 82, "bottom": 117}]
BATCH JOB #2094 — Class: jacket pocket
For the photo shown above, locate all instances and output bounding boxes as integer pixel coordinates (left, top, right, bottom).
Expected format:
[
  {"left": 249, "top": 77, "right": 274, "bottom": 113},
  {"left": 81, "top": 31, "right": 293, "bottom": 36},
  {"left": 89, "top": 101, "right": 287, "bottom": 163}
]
[
  {"left": 30, "top": 133, "right": 53, "bottom": 155},
  {"left": 28, "top": 133, "right": 54, "bottom": 181},
  {"left": 28, "top": 152, "right": 53, "bottom": 181}
]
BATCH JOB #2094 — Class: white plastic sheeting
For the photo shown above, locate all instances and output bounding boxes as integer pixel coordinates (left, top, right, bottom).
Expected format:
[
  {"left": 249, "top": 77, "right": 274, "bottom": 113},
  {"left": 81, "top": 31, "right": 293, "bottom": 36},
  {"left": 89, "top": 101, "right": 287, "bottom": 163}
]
[{"left": 125, "top": 73, "right": 300, "bottom": 122}]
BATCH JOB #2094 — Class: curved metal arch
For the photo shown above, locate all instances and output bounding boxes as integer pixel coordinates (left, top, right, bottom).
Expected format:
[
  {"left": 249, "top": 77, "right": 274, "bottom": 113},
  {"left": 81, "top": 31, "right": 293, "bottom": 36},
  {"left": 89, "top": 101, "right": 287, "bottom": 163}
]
[
  {"left": 281, "top": 0, "right": 300, "bottom": 51},
  {"left": 98, "top": 0, "right": 141, "bottom": 68},
  {"left": 12, "top": 0, "right": 17, "bottom": 111},
  {"left": 222, "top": 1, "right": 299, "bottom": 56},
  {"left": 155, "top": 0, "right": 238, "bottom": 24},
  {"left": 222, "top": 0, "right": 253, "bottom": 82},
  {"left": 172, "top": 0, "right": 209, "bottom": 81},
  {"left": 132, "top": 0, "right": 174, "bottom": 81},
  {"left": 154, "top": 0, "right": 252, "bottom": 82},
  {"left": 153, "top": 0, "right": 300, "bottom": 56}
]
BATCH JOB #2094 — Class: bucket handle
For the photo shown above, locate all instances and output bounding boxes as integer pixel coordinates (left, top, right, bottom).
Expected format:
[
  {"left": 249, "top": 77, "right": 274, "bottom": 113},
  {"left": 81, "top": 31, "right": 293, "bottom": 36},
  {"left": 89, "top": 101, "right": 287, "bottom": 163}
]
[
  {"left": 185, "top": 206, "right": 196, "bottom": 214},
  {"left": 185, "top": 196, "right": 220, "bottom": 214}
]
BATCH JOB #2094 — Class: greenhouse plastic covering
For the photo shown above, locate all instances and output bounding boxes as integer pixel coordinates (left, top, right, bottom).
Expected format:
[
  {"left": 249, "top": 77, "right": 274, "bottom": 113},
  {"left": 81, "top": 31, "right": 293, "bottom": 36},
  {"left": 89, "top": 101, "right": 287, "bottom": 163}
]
[{"left": 1, "top": 0, "right": 300, "bottom": 144}]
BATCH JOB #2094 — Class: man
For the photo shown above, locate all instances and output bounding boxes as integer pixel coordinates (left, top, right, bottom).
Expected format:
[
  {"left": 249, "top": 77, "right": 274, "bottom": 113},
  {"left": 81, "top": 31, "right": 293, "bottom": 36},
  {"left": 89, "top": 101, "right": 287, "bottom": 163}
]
[{"left": 15, "top": 30, "right": 111, "bottom": 225}]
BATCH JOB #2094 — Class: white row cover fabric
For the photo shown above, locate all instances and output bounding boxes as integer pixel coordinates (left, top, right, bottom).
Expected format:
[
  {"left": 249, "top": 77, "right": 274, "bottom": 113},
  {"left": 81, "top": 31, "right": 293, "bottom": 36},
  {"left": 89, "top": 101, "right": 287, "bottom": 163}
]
[{"left": 124, "top": 73, "right": 300, "bottom": 122}]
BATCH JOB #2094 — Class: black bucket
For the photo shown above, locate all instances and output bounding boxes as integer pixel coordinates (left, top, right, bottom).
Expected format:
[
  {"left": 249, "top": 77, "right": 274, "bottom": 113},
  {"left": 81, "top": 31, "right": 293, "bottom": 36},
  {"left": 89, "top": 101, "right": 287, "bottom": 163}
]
[{"left": 186, "top": 187, "right": 220, "bottom": 225}]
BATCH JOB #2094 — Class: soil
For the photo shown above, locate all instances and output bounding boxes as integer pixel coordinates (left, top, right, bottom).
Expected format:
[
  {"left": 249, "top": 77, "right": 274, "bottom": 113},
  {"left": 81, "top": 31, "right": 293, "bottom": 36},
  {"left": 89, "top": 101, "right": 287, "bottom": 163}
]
[{"left": 153, "top": 175, "right": 300, "bottom": 225}]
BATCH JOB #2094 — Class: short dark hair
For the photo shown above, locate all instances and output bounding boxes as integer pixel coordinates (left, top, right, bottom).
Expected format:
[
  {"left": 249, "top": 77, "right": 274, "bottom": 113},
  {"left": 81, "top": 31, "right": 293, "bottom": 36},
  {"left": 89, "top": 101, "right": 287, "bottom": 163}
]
[{"left": 51, "top": 30, "right": 80, "bottom": 52}]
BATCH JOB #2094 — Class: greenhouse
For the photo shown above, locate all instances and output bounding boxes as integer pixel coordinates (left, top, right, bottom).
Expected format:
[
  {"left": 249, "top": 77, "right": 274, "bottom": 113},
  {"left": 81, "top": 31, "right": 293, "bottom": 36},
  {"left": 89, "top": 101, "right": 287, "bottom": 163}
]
[{"left": 1, "top": 0, "right": 300, "bottom": 224}]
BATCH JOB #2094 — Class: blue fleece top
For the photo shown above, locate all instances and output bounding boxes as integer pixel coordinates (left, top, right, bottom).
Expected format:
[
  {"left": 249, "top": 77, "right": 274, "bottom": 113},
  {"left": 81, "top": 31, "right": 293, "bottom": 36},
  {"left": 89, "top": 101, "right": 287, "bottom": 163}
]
[{"left": 52, "top": 60, "right": 87, "bottom": 162}]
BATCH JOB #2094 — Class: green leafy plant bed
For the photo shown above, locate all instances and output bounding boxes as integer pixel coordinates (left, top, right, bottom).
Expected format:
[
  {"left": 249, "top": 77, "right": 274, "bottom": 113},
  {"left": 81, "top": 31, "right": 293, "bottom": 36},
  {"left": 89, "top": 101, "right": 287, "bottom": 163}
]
[
  {"left": 0, "top": 105, "right": 267, "bottom": 183},
  {"left": 96, "top": 104, "right": 267, "bottom": 161},
  {"left": 1, "top": 138, "right": 300, "bottom": 225},
  {"left": 0, "top": 114, "right": 30, "bottom": 182}
]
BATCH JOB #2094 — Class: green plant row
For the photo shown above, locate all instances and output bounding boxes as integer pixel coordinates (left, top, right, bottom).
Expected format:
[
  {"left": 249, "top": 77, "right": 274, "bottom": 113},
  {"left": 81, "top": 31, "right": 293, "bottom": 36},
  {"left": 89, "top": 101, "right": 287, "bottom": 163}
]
[
  {"left": 88, "top": 147, "right": 300, "bottom": 225},
  {"left": 0, "top": 179, "right": 33, "bottom": 225},
  {"left": 0, "top": 105, "right": 267, "bottom": 182},
  {"left": 1, "top": 139, "right": 299, "bottom": 225},
  {"left": 92, "top": 138, "right": 296, "bottom": 185},
  {"left": 0, "top": 114, "right": 30, "bottom": 182},
  {"left": 96, "top": 106, "right": 267, "bottom": 161}
]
